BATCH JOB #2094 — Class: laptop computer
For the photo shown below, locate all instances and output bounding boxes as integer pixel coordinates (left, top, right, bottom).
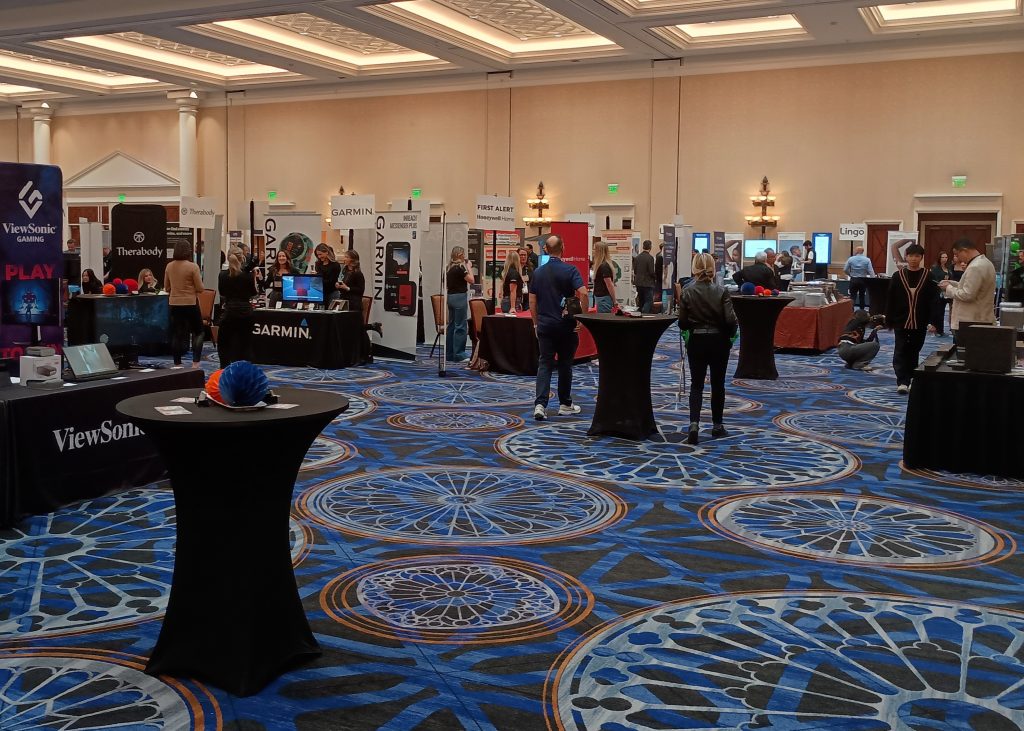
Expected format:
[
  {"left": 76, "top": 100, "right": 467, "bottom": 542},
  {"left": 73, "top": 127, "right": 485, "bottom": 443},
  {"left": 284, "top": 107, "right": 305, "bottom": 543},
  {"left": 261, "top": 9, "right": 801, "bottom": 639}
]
[{"left": 64, "top": 343, "right": 120, "bottom": 382}]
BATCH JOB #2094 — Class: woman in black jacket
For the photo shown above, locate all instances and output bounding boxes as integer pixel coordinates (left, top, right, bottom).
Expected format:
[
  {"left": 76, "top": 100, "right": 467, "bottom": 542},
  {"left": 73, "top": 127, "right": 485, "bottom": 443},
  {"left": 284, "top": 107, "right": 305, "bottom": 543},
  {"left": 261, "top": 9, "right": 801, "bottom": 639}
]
[
  {"left": 217, "top": 251, "right": 258, "bottom": 367},
  {"left": 678, "top": 252, "right": 738, "bottom": 445},
  {"left": 337, "top": 249, "right": 365, "bottom": 313},
  {"left": 929, "top": 251, "right": 953, "bottom": 335},
  {"left": 314, "top": 244, "right": 342, "bottom": 305}
]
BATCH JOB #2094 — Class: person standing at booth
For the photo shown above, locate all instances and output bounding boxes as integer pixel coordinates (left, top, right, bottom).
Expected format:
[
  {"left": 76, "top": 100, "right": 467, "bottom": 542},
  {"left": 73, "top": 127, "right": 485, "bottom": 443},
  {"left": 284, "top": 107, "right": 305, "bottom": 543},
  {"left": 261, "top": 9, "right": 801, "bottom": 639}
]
[
  {"left": 164, "top": 241, "right": 206, "bottom": 368},
  {"left": 929, "top": 251, "right": 954, "bottom": 335},
  {"left": 633, "top": 240, "right": 657, "bottom": 313},
  {"left": 844, "top": 246, "right": 875, "bottom": 309},
  {"left": 938, "top": 238, "right": 996, "bottom": 343},
  {"left": 678, "top": 252, "right": 737, "bottom": 445},
  {"left": 314, "top": 244, "right": 342, "bottom": 305},
  {"left": 591, "top": 242, "right": 617, "bottom": 313},
  {"left": 217, "top": 251, "right": 257, "bottom": 368},
  {"left": 802, "top": 240, "right": 816, "bottom": 280},
  {"left": 337, "top": 249, "right": 366, "bottom": 313},
  {"left": 446, "top": 247, "right": 474, "bottom": 362},
  {"left": 500, "top": 250, "right": 524, "bottom": 314},
  {"left": 886, "top": 244, "right": 939, "bottom": 394},
  {"left": 531, "top": 234, "right": 588, "bottom": 421}
]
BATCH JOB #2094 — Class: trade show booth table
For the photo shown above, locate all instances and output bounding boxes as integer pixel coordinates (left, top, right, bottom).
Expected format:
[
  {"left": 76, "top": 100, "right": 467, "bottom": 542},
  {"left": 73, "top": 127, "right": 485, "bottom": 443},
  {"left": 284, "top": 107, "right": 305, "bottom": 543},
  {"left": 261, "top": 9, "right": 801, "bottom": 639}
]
[
  {"left": 731, "top": 296, "right": 793, "bottom": 380},
  {"left": 251, "top": 309, "right": 371, "bottom": 369},
  {"left": 0, "top": 368, "right": 205, "bottom": 527},
  {"left": 775, "top": 300, "right": 853, "bottom": 351},
  {"left": 904, "top": 363, "right": 1023, "bottom": 480},
  {"left": 67, "top": 293, "right": 171, "bottom": 355},
  {"left": 864, "top": 277, "right": 891, "bottom": 317},
  {"left": 476, "top": 311, "right": 597, "bottom": 375},
  {"left": 117, "top": 387, "right": 348, "bottom": 696},
  {"left": 577, "top": 313, "right": 675, "bottom": 440}
]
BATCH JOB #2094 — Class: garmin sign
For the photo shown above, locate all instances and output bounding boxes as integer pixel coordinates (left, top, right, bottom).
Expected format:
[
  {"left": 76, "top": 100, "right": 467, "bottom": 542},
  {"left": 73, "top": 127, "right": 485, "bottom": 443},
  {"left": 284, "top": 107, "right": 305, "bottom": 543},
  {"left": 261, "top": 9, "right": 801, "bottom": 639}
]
[
  {"left": 180, "top": 195, "right": 219, "bottom": 228},
  {"left": 330, "top": 194, "right": 375, "bottom": 230}
]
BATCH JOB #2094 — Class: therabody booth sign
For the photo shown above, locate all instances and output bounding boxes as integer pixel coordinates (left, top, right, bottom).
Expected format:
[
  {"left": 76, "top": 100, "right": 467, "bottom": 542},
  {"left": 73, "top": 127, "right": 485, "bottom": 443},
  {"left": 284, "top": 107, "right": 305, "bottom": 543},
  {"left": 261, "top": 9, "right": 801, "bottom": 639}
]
[
  {"left": 110, "top": 204, "right": 168, "bottom": 282},
  {"left": 0, "top": 161, "right": 64, "bottom": 358}
]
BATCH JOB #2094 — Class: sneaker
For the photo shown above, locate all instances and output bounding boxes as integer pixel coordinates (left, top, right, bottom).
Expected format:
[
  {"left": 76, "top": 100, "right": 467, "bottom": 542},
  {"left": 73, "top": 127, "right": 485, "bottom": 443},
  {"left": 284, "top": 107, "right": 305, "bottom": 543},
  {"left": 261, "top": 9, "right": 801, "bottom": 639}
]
[
  {"left": 533, "top": 404, "right": 546, "bottom": 421},
  {"left": 897, "top": 384, "right": 909, "bottom": 394},
  {"left": 557, "top": 403, "right": 582, "bottom": 416},
  {"left": 711, "top": 424, "right": 729, "bottom": 438}
]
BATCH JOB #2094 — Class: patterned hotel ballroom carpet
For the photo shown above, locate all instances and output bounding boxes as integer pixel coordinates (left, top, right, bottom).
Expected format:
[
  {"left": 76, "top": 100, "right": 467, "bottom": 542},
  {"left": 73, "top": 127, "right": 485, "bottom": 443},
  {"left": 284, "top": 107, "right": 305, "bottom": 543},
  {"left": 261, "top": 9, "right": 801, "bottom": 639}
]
[{"left": 3, "top": 325, "right": 1024, "bottom": 731}]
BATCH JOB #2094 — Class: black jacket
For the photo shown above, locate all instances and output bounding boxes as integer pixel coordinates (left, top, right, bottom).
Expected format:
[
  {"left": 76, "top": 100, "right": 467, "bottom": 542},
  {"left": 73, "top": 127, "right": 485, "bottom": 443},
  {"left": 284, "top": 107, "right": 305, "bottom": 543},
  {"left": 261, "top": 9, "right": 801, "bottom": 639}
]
[
  {"left": 634, "top": 251, "right": 657, "bottom": 288},
  {"left": 733, "top": 263, "right": 778, "bottom": 290},
  {"left": 678, "top": 280, "right": 737, "bottom": 336},
  {"left": 886, "top": 267, "right": 938, "bottom": 330}
]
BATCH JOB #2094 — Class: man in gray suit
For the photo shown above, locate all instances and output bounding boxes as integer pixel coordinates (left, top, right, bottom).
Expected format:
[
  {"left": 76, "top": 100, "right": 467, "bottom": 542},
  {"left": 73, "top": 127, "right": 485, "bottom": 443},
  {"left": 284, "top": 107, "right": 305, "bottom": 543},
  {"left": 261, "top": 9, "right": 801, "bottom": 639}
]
[{"left": 633, "top": 239, "right": 657, "bottom": 313}]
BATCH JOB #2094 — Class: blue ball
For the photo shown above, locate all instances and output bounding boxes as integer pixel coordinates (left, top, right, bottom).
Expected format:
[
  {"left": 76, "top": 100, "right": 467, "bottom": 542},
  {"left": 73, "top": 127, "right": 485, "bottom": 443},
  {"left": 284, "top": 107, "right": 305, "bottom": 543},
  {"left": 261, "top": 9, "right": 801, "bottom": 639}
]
[
  {"left": 114, "top": 283, "right": 129, "bottom": 295},
  {"left": 740, "top": 282, "right": 756, "bottom": 295},
  {"left": 218, "top": 361, "right": 270, "bottom": 407}
]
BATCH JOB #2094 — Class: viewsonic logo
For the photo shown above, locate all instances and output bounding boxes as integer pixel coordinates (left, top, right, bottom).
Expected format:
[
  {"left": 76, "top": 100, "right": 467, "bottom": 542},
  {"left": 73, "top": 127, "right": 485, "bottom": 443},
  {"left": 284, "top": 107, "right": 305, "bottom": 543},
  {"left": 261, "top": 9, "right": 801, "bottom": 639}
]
[{"left": 18, "top": 181, "right": 42, "bottom": 218}]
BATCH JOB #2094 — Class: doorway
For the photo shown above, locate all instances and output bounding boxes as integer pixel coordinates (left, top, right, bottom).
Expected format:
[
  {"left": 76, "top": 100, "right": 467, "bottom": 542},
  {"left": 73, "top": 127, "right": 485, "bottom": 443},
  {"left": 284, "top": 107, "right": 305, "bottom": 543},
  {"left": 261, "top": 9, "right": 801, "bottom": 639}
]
[
  {"left": 866, "top": 222, "right": 900, "bottom": 274},
  {"left": 917, "top": 212, "right": 997, "bottom": 267}
]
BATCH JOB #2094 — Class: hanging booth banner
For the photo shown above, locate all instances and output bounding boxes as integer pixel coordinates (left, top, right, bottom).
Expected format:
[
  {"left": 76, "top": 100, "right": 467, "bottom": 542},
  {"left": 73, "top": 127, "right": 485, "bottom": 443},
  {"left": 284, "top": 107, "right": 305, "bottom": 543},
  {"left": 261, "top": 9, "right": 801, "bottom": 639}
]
[
  {"left": 549, "top": 221, "right": 589, "bottom": 286},
  {"left": 330, "top": 195, "right": 375, "bottom": 231},
  {"left": 724, "top": 232, "right": 744, "bottom": 281},
  {"left": 713, "top": 232, "right": 726, "bottom": 281},
  {"left": 0, "top": 162, "right": 64, "bottom": 358},
  {"left": 110, "top": 204, "right": 168, "bottom": 282},
  {"left": 179, "top": 196, "right": 218, "bottom": 229},
  {"left": 262, "top": 212, "right": 323, "bottom": 275},
  {"left": 567, "top": 213, "right": 598, "bottom": 265},
  {"left": 887, "top": 231, "right": 920, "bottom": 275},
  {"left": 373, "top": 211, "right": 420, "bottom": 360},
  {"left": 662, "top": 225, "right": 677, "bottom": 290}
]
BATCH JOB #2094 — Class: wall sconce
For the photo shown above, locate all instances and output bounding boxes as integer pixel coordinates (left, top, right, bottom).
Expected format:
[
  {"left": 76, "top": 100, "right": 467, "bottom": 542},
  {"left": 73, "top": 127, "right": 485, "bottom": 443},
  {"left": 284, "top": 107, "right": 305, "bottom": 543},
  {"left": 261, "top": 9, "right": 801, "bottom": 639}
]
[
  {"left": 745, "top": 176, "right": 779, "bottom": 236},
  {"left": 524, "top": 181, "right": 552, "bottom": 231}
]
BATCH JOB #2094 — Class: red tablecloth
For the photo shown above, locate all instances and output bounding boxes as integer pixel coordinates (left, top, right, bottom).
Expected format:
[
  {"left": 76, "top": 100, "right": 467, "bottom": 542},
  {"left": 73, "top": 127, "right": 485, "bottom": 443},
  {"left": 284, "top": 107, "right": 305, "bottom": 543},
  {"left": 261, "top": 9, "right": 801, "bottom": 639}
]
[{"left": 774, "top": 300, "right": 853, "bottom": 351}]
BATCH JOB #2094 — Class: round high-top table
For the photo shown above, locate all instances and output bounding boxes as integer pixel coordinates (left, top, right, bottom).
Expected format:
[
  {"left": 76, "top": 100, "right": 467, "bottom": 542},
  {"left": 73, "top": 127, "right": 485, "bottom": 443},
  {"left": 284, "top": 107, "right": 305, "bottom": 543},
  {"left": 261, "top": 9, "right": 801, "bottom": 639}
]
[
  {"left": 117, "top": 387, "right": 348, "bottom": 697},
  {"left": 864, "top": 276, "right": 891, "bottom": 317},
  {"left": 730, "top": 296, "right": 793, "bottom": 380},
  {"left": 576, "top": 313, "right": 676, "bottom": 440}
]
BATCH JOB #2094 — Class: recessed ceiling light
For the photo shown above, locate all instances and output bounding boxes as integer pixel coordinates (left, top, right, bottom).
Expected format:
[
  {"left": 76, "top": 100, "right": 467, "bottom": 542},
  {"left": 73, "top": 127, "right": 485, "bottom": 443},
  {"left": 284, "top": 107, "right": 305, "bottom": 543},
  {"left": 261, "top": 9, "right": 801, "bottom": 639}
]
[
  {"left": 876, "top": 0, "right": 1017, "bottom": 20},
  {"left": 677, "top": 14, "right": 803, "bottom": 38}
]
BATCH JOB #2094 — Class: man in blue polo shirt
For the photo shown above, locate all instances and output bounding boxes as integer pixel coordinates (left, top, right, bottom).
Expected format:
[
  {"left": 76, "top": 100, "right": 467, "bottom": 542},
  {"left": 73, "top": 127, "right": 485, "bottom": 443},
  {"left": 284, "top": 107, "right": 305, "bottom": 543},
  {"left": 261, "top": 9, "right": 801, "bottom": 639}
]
[{"left": 529, "top": 234, "right": 589, "bottom": 421}]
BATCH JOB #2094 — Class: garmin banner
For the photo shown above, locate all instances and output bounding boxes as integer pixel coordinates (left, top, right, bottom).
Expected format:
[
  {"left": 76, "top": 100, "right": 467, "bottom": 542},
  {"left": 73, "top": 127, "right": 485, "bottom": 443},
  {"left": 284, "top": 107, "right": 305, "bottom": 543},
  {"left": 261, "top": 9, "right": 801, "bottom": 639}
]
[
  {"left": 262, "top": 212, "right": 323, "bottom": 276},
  {"left": 0, "top": 162, "right": 64, "bottom": 358},
  {"left": 373, "top": 211, "right": 420, "bottom": 360},
  {"left": 110, "top": 204, "right": 167, "bottom": 282}
]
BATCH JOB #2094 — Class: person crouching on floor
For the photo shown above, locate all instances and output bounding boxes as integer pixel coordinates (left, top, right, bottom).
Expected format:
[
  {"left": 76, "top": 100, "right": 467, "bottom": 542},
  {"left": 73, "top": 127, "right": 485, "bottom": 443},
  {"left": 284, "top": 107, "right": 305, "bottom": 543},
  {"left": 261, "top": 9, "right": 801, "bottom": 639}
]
[{"left": 837, "top": 310, "right": 884, "bottom": 372}]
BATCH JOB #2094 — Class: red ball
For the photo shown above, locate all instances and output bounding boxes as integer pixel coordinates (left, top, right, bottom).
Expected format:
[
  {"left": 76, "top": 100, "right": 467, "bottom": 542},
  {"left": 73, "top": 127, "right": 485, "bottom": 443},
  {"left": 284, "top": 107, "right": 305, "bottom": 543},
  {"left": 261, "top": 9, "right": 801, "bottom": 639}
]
[
  {"left": 123, "top": 278, "right": 139, "bottom": 292},
  {"left": 113, "top": 278, "right": 123, "bottom": 285},
  {"left": 754, "top": 286, "right": 765, "bottom": 295},
  {"left": 102, "top": 283, "right": 116, "bottom": 296}
]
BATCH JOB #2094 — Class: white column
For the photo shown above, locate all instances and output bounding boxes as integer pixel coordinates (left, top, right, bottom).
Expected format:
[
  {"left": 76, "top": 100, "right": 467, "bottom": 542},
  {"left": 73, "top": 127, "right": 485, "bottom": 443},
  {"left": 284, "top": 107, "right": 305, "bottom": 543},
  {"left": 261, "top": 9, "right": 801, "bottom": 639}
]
[
  {"left": 177, "top": 101, "right": 198, "bottom": 198},
  {"left": 24, "top": 103, "right": 53, "bottom": 164}
]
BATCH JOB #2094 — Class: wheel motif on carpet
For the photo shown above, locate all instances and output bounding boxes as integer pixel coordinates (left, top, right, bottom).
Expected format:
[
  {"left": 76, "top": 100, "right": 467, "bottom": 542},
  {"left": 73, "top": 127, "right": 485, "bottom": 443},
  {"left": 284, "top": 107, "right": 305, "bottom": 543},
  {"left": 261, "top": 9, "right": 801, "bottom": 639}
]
[{"left": 775, "top": 410, "right": 905, "bottom": 448}]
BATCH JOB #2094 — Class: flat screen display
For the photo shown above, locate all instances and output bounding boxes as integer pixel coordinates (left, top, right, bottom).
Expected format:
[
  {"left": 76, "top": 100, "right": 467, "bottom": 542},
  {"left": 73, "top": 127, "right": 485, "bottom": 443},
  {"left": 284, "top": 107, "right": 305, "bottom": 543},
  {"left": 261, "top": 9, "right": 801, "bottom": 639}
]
[
  {"left": 1, "top": 279, "right": 61, "bottom": 326},
  {"left": 693, "top": 232, "right": 711, "bottom": 253},
  {"left": 539, "top": 254, "right": 551, "bottom": 267},
  {"left": 743, "top": 240, "right": 776, "bottom": 258},
  {"left": 93, "top": 295, "right": 169, "bottom": 349},
  {"left": 813, "top": 232, "right": 833, "bottom": 265},
  {"left": 282, "top": 274, "right": 325, "bottom": 304},
  {"left": 65, "top": 343, "right": 119, "bottom": 379}
]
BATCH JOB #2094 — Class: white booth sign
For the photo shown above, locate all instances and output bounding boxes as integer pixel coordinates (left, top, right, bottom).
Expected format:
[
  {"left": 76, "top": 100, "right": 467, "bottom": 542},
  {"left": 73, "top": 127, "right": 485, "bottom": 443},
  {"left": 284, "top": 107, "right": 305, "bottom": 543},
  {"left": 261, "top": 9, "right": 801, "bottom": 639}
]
[
  {"left": 475, "top": 195, "right": 516, "bottom": 229},
  {"left": 180, "top": 196, "right": 219, "bottom": 229},
  {"left": 330, "top": 195, "right": 375, "bottom": 230},
  {"left": 839, "top": 223, "right": 867, "bottom": 241}
]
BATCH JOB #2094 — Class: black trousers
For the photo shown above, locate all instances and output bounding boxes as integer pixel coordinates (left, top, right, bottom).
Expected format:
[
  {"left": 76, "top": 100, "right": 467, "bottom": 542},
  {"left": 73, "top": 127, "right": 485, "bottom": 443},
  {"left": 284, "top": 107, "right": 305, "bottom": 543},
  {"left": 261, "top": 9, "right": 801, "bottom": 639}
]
[
  {"left": 217, "top": 306, "right": 254, "bottom": 368},
  {"left": 686, "top": 333, "right": 731, "bottom": 424},
  {"left": 170, "top": 303, "right": 205, "bottom": 365},
  {"left": 931, "top": 296, "right": 949, "bottom": 334},
  {"left": 849, "top": 278, "right": 867, "bottom": 309},
  {"left": 893, "top": 327, "right": 927, "bottom": 386}
]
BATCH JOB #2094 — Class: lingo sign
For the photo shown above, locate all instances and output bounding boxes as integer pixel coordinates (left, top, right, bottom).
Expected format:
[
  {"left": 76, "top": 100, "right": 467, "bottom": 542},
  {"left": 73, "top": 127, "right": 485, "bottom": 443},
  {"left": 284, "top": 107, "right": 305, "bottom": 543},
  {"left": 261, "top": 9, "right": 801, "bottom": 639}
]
[
  {"left": 838, "top": 223, "right": 867, "bottom": 242},
  {"left": 330, "top": 194, "right": 375, "bottom": 230}
]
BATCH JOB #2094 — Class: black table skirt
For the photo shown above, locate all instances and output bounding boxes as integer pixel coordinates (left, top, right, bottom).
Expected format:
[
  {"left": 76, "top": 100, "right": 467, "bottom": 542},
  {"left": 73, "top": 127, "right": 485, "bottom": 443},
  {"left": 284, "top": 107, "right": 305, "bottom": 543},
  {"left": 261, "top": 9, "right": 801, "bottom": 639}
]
[
  {"left": 577, "top": 313, "right": 675, "bottom": 440},
  {"left": 904, "top": 366, "right": 1023, "bottom": 479},
  {"left": 0, "top": 368, "right": 205, "bottom": 527},
  {"left": 864, "top": 277, "right": 891, "bottom": 317},
  {"left": 731, "top": 296, "right": 792, "bottom": 380},
  {"left": 117, "top": 387, "right": 348, "bottom": 696},
  {"left": 477, "top": 315, "right": 596, "bottom": 376},
  {"left": 251, "top": 309, "right": 370, "bottom": 369}
]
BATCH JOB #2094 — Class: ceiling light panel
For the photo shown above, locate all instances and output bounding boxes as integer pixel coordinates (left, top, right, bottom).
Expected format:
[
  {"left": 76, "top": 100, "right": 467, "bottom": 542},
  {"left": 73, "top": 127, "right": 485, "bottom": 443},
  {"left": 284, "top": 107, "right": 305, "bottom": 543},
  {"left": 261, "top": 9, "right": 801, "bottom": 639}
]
[
  {"left": 861, "top": 0, "right": 1022, "bottom": 32},
  {"left": 0, "top": 83, "right": 43, "bottom": 94},
  {"left": 652, "top": 14, "right": 808, "bottom": 48},
  {"left": 258, "top": 13, "right": 410, "bottom": 55},
  {"left": 603, "top": 0, "right": 780, "bottom": 17},
  {"left": 0, "top": 48, "right": 158, "bottom": 89}
]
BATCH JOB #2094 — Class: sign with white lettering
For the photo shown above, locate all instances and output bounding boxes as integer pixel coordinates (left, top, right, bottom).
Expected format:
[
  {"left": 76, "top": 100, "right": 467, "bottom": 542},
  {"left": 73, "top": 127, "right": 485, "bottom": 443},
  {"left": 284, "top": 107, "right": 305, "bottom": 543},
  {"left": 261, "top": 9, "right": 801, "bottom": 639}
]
[
  {"left": 330, "top": 194, "right": 375, "bottom": 230},
  {"left": 475, "top": 195, "right": 516, "bottom": 229},
  {"left": 839, "top": 223, "right": 867, "bottom": 242},
  {"left": 179, "top": 196, "right": 219, "bottom": 229}
]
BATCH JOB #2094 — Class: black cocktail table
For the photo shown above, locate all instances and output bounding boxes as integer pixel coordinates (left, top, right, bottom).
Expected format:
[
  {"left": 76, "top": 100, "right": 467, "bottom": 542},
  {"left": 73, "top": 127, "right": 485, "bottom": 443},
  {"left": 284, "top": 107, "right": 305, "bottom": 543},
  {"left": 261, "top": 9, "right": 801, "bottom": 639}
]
[
  {"left": 864, "top": 277, "right": 891, "bottom": 317},
  {"left": 731, "top": 296, "right": 793, "bottom": 379},
  {"left": 577, "top": 313, "right": 676, "bottom": 440},
  {"left": 116, "top": 386, "right": 348, "bottom": 696}
]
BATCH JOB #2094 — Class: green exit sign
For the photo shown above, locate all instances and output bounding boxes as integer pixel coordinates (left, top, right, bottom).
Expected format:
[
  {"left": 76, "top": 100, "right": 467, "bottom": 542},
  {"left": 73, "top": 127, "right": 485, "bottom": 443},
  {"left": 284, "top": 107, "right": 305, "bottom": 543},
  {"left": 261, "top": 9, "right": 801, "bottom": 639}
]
[
  {"left": 268, "top": 190, "right": 278, "bottom": 200},
  {"left": 608, "top": 183, "right": 619, "bottom": 195},
  {"left": 117, "top": 193, "right": 126, "bottom": 203},
  {"left": 952, "top": 175, "right": 967, "bottom": 188},
  {"left": 411, "top": 188, "right": 422, "bottom": 199}
]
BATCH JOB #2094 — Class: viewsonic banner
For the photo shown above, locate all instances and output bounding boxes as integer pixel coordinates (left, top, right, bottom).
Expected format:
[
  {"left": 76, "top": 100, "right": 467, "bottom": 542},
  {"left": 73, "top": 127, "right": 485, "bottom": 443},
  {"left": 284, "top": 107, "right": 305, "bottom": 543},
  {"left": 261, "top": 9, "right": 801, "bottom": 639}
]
[
  {"left": 549, "top": 221, "right": 589, "bottom": 285},
  {"left": 110, "top": 204, "right": 167, "bottom": 282},
  {"left": 373, "top": 211, "right": 420, "bottom": 360},
  {"left": 0, "top": 162, "right": 63, "bottom": 358},
  {"left": 262, "top": 212, "right": 323, "bottom": 276}
]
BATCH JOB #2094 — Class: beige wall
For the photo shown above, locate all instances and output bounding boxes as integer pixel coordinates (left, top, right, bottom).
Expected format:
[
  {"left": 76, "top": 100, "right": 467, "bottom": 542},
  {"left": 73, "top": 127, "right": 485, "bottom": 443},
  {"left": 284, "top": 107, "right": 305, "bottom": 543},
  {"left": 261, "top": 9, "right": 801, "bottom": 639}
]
[{"left": 3, "top": 51, "right": 1020, "bottom": 240}]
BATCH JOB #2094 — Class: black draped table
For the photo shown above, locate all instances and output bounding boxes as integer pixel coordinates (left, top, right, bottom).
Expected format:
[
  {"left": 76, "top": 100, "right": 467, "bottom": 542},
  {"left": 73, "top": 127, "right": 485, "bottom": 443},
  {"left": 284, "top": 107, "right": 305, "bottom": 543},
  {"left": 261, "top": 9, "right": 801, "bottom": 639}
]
[
  {"left": 904, "top": 362, "right": 1023, "bottom": 479},
  {"left": 116, "top": 387, "right": 348, "bottom": 696},
  {"left": 864, "top": 277, "right": 891, "bottom": 317},
  {"left": 251, "top": 309, "right": 370, "bottom": 369},
  {"left": 577, "top": 313, "right": 675, "bottom": 440},
  {"left": 476, "top": 312, "right": 598, "bottom": 375},
  {"left": 0, "top": 368, "right": 204, "bottom": 528},
  {"left": 731, "top": 295, "right": 793, "bottom": 380}
]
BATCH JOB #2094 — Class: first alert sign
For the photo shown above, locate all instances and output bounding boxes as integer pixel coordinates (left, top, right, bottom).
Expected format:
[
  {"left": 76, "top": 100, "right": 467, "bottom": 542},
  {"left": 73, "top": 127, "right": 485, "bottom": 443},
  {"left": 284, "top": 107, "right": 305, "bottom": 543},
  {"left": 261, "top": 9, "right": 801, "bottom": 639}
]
[{"left": 475, "top": 195, "right": 516, "bottom": 229}]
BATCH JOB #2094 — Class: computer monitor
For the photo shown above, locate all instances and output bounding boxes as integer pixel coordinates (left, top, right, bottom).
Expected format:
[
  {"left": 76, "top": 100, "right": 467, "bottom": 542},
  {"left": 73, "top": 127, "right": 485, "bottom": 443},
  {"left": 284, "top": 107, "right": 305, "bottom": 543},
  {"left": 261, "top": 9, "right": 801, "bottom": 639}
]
[
  {"left": 812, "top": 232, "right": 833, "bottom": 265},
  {"left": 64, "top": 343, "right": 120, "bottom": 381},
  {"left": 282, "top": 274, "right": 325, "bottom": 304},
  {"left": 93, "top": 295, "right": 170, "bottom": 351},
  {"left": 1, "top": 279, "right": 61, "bottom": 327},
  {"left": 693, "top": 232, "right": 711, "bottom": 253},
  {"left": 743, "top": 240, "right": 776, "bottom": 258}
]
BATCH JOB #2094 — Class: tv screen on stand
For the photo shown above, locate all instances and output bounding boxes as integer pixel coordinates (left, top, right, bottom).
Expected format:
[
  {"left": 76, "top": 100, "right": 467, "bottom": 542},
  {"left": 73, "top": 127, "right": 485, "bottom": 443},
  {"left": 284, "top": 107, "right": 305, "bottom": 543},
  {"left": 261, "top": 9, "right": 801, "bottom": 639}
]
[{"left": 282, "top": 274, "right": 325, "bottom": 305}]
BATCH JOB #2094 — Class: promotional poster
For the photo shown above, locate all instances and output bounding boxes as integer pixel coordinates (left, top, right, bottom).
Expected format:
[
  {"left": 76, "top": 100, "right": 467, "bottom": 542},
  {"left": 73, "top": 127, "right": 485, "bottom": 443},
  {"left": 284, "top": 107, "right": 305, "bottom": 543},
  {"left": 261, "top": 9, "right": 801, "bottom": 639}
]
[
  {"left": 662, "top": 225, "right": 677, "bottom": 291},
  {"left": 777, "top": 231, "right": 806, "bottom": 262},
  {"left": 887, "top": 231, "right": 920, "bottom": 275},
  {"left": 110, "top": 204, "right": 167, "bottom": 282},
  {"left": 549, "top": 221, "right": 589, "bottom": 286},
  {"left": 373, "top": 211, "right": 420, "bottom": 360},
  {"left": 724, "top": 232, "right": 744, "bottom": 280},
  {"left": 262, "top": 213, "right": 323, "bottom": 275},
  {"left": 0, "top": 162, "right": 64, "bottom": 357},
  {"left": 713, "top": 232, "right": 726, "bottom": 280}
]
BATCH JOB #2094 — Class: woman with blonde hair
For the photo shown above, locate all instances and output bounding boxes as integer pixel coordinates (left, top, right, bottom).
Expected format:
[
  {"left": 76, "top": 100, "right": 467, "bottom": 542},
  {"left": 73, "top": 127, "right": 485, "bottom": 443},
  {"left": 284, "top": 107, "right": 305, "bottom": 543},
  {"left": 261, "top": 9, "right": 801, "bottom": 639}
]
[
  {"left": 677, "top": 251, "right": 737, "bottom": 444},
  {"left": 137, "top": 268, "right": 160, "bottom": 294},
  {"left": 445, "top": 246, "right": 475, "bottom": 361},
  {"left": 500, "top": 249, "right": 523, "bottom": 313},
  {"left": 591, "top": 242, "right": 617, "bottom": 313},
  {"left": 217, "top": 249, "right": 257, "bottom": 367}
]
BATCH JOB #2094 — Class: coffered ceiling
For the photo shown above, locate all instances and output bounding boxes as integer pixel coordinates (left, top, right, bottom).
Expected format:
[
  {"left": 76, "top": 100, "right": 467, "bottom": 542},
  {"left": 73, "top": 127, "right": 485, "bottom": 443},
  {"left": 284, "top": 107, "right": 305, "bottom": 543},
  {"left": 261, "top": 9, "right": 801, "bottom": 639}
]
[{"left": 0, "top": 0, "right": 1020, "bottom": 106}]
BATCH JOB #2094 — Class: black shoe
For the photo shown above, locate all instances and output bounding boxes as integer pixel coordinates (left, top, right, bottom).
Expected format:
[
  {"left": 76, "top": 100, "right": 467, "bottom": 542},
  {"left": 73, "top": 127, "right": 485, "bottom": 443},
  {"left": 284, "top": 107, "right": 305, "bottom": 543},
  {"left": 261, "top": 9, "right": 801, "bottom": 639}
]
[
  {"left": 687, "top": 423, "right": 699, "bottom": 445},
  {"left": 711, "top": 424, "right": 729, "bottom": 438},
  {"left": 370, "top": 322, "right": 383, "bottom": 337}
]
